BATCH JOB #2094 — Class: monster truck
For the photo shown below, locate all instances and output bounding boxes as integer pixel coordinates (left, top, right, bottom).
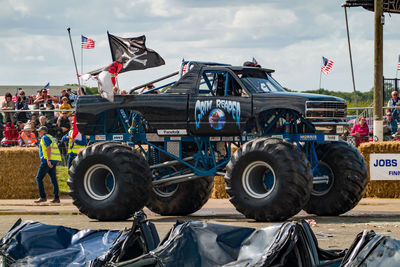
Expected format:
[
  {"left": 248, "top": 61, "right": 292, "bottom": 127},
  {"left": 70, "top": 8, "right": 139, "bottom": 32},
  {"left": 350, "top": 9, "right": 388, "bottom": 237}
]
[{"left": 68, "top": 61, "right": 368, "bottom": 221}]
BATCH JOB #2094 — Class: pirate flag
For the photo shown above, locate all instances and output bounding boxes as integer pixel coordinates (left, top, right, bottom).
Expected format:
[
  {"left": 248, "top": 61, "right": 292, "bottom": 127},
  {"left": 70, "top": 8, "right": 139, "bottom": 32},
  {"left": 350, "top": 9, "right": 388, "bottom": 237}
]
[{"left": 108, "top": 33, "right": 165, "bottom": 73}]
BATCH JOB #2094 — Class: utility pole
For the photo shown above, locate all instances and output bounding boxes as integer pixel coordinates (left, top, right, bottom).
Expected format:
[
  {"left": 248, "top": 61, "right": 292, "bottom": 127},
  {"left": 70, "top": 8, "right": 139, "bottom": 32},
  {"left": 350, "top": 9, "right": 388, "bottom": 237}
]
[{"left": 373, "top": 0, "right": 384, "bottom": 142}]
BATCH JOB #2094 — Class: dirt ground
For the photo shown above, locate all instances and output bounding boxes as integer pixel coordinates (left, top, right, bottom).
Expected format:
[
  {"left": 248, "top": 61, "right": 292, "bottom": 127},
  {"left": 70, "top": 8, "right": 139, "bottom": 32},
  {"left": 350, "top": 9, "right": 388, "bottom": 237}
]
[{"left": 1, "top": 198, "right": 400, "bottom": 251}]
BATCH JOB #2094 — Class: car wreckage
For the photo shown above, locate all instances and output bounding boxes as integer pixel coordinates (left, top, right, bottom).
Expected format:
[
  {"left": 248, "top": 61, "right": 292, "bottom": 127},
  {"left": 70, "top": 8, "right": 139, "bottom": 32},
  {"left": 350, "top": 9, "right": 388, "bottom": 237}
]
[
  {"left": 1, "top": 213, "right": 399, "bottom": 266},
  {"left": 68, "top": 60, "right": 368, "bottom": 222}
]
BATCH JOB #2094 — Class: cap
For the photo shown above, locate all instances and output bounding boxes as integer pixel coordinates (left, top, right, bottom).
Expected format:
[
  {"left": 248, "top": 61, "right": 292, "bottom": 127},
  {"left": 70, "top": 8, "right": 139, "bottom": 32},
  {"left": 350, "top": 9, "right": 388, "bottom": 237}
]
[
  {"left": 38, "top": 126, "right": 48, "bottom": 132},
  {"left": 23, "top": 125, "right": 32, "bottom": 131}
]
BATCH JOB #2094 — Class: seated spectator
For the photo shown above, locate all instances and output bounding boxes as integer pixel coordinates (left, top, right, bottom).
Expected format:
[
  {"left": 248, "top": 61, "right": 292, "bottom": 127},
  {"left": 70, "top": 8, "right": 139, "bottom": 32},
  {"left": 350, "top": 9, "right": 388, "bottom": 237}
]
[
  {"left": 120, "top": 90, "right": 128, "bottom": 95},
  {"left": 33, "top": 88, "right": 58, "bottom": 110},
  {"left": 19, "top": 124, "right": 38, "bottom": 147},
  {"left": 1, "top": 121, "right": 19, "bottom": 146},
  {"left": 14, "top": 90, "right": 31, "bottom": 123},
  {"left": 44, "top": 100, "right": 55, "bottom": 123},
  {"left": 1, "top": 92, "right": 16, "bottom": 123},
  {"left": 384, "top": 109, "right": 398, "bottom": 137},
  {"left": 59, "top": 89, "right": 71, "bottom": 104},
  {"left": 113, "top": 86, "right": 119, "bottom": 95},
  {"left": 56, "top": 111, "right": 71, "bottom": 138},
  {"left": 140, "top": 84, "right": 159, "bottom": 94},
  {"left": 350, "top": 116, "right": 369, "bottom": 146},
  {"left": 38, "top": 115, "right": 55, "bottom": 137},
  {"left": 30, "top": 114, "right": 40, "bottom": 127},
  {"left": 78, "top": 87, "right": 86, "bottom": 96},
  {"left": 59, "top": 97, "right": 72, "bottom": 116},
  {"left": 67, "top": 88, "right": 78, "bottom": 107}
]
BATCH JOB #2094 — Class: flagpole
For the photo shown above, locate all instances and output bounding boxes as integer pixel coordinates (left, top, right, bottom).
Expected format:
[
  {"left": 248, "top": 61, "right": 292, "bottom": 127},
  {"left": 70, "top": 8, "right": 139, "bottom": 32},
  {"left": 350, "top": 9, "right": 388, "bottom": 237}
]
[
  {"left": 319, "top": 57, "right": 323, "bottom": 89},
  {"left": 67, "top": 28, "right": 81, "bottom": 89},
  {"left": 81, "top": 38, "right": 83, "bottom": 79}
]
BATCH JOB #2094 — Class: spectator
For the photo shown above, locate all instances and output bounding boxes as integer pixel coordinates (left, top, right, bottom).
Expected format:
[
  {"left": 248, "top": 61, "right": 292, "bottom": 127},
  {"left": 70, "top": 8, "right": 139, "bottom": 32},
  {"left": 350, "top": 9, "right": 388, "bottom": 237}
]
[
  {"left": 78, "top": 87, "right": 86, "bottom": 96},
  {"left": 45, "top": 100, "right": 55, "bottom": 123},
  {"left": 30, "top": 114, "right": 40, "bottom": 126},
  {"left": 387, "top": 90, "right": 400, "bottom": 121},
  {"left": 56, "top": 111, "right": 71, "bottom": 137},
  {"left": 61, "top": 129, "right": 87, "bottom": 168},
  {"left": 1, "top": 121, "right": 19, "bottom": 147},
  {"left": 38, "top": 115, "right": 55, "bottom": 137},
  {"left": 34, "top": 126, "right": 61, "bottom": 204},
  {"left": 67, "top": 88, "right": 78, "bottom": 108},
  {"left": 59, "top": 96, "right": 72, "bottom": 116},
  {"left": 120, "top": 90, "right": 128, "bottom": 95},
  {"left": 140, "top": 83, "right": 160, "bottom": 94},
  {"left": 27, "top": 120, "right": 38, "bottom": 137},
  {"left": 350, "top": 116, "right": 369, "bottom": 146},
  {"left": 140, "top": 84, "right": 159, "bottom": 94},
  {"left": 19, "top": 124, "right": 38, "bottom": 147},
  {"left": 15, "top": 90, "right": 30, "bottom": 123},
  {"left": 16, "top": 121, "right": 26, "bottom": 135},
  {"left": 59, "top": 89, "right": 70, "bottom": 104},
  {"left": 384, "top": 109, "right": 399, "bottom": 136},
  {"left": 2, "top": 92, "right": 16, "bottom": 123},
  {"left": 113, "top": 86, "right": 119, "bottom": 95},
  {"left": 33, "top": 88, "right": 58, "bottom": 110}
]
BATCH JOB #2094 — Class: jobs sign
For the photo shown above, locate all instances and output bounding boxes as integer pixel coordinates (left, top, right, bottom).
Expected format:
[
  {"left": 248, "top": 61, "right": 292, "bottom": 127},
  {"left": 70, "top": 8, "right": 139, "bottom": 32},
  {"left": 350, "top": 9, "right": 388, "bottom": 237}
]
[{"left": 370, "top": 154, "right": 400, "bottom": 180}]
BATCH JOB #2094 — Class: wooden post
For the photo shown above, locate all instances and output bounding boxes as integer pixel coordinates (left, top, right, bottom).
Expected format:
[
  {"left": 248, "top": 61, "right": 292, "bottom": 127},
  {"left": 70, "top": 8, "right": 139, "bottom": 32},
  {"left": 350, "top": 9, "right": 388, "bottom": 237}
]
[{"left": 373, "top": 0, "right": 384, "bottom": 141}]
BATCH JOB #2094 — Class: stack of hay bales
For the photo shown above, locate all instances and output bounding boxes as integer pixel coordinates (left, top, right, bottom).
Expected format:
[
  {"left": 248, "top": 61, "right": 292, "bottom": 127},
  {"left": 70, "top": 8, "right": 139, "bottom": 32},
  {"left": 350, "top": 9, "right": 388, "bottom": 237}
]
[
  {"left": 211, "top": 176, "right": 229, "bottom": 199},
  {"left": 211, "top": 146, "right": 239, "bottom": 199},
  {"left": 0, "top": 147, "right": 54, "bottom": 199},
  {"left": 359, "top": 141, "right": 400, "bottom": 198}
]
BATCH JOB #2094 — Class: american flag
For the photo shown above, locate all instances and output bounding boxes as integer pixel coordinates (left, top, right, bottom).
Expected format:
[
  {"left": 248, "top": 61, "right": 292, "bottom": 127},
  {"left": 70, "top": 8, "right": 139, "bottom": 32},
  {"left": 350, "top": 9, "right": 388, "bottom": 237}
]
[
  {"left": 81, "top": 35, "right": 95, "bottom": 49},
  {"left": 321, "top": 56, "right": 334, "bottom": 75},
  {"left": 397, "top": 55, "right": 400, "bottom": 71}
]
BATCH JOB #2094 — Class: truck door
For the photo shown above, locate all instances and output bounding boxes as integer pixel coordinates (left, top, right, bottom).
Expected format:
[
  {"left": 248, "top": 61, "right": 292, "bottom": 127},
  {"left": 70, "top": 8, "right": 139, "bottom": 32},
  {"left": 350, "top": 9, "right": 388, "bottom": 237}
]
[{"left": 188, "top": 69, "right": 252, "bottom": 136}]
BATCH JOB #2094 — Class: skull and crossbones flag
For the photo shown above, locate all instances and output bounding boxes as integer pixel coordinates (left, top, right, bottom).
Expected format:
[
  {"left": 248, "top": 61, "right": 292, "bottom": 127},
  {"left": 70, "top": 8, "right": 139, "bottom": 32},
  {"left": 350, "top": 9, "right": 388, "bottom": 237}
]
[{"left": 108, "top": 33, "right": 165, "bottom": 73}]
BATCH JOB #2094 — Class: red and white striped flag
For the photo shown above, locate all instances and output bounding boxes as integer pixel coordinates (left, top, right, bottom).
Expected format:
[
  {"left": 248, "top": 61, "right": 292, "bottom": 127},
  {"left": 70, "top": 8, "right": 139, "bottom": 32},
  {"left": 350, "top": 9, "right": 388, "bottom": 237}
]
[
  {"left": 81, "top": 35, "right": 95, "bottom": 49},
  {"left": 397, "top": 55, "right": 400, "bottom": 71},
  {"left": 321, "top": 56, "right": 334, "bottom": 75}
]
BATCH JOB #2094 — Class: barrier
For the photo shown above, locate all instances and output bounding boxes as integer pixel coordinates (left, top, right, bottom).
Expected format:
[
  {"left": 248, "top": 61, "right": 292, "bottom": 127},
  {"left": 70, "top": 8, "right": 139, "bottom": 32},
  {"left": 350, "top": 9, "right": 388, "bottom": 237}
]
[{"left": 0, "top": 147, "right": 54, "bottom": 199}]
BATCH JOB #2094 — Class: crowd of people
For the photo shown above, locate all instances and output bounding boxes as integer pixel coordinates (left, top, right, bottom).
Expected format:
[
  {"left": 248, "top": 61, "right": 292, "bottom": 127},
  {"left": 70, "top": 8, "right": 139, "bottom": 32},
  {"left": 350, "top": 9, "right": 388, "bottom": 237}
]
[
  {"left": 350, "top": 90, "right": 400, "bottom": 146},
  {"left": 0, "top": 87, "right": 88, "bottom": 162}
]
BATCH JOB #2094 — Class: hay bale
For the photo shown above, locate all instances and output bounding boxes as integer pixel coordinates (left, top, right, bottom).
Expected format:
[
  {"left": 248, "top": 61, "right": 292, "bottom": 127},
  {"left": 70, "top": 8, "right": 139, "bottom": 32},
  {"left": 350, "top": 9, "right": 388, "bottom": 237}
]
[
  {"left": 0, "top": 147, "right": 55, "bottom": 199},
  {"left": 359, "top": 142, "right": 400, "bottom": 198},
  {"left": 211, "top": 176, "right": 229, "bottom": 199}
]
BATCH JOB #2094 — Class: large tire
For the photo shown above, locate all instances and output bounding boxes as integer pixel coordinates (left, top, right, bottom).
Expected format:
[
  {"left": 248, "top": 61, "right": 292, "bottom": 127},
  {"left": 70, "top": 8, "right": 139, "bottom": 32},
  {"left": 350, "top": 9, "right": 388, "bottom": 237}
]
[
  {"left": 304, "top": 141, "right": 368, "bottom": 216},
  {"left": 225, "top": 137, "right": 313, "bottom": 222},
  {"left": 68, "top": 141, "right": 152, "bottom": 221},
  {"left": 147, "top": 175, "right": 213, "bottom": 216}
]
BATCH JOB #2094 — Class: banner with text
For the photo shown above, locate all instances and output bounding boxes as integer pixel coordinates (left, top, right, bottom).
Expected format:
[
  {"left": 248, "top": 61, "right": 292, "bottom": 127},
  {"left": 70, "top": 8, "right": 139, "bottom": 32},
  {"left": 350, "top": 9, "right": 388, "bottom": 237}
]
[{"left": 370, "top": 154, "right": 400, "bottom": 180}]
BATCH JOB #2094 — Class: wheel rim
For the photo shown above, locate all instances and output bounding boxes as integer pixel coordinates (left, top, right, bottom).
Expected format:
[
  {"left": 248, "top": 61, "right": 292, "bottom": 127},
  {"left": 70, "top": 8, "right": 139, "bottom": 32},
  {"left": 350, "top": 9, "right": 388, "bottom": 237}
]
[
  {"left": 242, "top": 161, "right": 276, "bottom": 199},
  {"left": 84, "top": 164, "right": 116, "bottom": 201},
  {"left": 152, "top": 167, "right": 179, "bottom": 197},
  {"left": 312, "top": 161, "right": 334, "bottom": 196}
]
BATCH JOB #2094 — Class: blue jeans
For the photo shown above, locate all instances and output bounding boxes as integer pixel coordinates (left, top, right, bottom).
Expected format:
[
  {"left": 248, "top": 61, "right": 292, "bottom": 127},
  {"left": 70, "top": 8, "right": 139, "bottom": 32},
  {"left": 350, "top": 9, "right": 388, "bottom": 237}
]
[
  {"left": 36, "top": 162, "right": 59, "bottom": 199},
  {"left": 67, "top": 153, "right": 77, "bottom": 169}
]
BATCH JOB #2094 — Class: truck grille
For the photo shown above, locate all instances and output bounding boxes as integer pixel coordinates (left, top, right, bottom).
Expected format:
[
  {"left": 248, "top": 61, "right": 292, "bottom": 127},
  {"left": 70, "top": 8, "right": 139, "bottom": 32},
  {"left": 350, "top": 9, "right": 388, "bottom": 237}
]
[{"left": 305, "top": 101, "right": 347, "bottom": 119}]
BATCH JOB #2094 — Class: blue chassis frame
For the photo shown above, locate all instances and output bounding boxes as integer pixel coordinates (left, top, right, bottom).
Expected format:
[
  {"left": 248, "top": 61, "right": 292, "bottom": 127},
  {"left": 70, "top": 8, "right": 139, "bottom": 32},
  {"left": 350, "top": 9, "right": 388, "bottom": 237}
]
[{"left": 88, "top": 107, "right": 333, "bottom": 179}]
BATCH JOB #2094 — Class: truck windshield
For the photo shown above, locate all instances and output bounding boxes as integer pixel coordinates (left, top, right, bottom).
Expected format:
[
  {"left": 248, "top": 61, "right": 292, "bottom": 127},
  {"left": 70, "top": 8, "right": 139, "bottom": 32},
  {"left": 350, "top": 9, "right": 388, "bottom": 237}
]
[{"left": 236, "top": 70, "right": 286, "bottom": 93}]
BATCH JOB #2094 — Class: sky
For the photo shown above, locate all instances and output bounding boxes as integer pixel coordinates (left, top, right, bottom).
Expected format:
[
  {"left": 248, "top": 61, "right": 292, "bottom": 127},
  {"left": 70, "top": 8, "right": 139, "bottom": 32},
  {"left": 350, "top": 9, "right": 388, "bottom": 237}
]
[{"left": 0, "top": 0, "right": 399, "bottom": 93}]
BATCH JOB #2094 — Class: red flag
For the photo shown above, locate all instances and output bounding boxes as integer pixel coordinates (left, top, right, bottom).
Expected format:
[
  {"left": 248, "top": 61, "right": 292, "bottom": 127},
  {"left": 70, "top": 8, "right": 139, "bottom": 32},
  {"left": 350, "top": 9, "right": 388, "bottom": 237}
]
[{"left": 72, "top": 114, "right": 79, "bottom": 139}]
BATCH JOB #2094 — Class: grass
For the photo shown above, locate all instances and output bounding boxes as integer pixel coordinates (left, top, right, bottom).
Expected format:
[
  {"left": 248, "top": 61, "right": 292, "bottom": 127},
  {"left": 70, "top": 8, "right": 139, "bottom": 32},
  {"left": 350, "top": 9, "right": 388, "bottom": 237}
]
[{"left": 57, "top": 166, "right": 69, "bottom": 195}]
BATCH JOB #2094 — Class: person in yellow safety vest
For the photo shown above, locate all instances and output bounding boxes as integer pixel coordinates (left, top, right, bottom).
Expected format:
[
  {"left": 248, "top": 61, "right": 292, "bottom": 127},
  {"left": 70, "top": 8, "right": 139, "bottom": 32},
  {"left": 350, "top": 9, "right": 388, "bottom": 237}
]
[
  {"left": 61, "top": 129, "right": 87, "bottom": 168},
  {"left": 34, "top": 126, "right": 62, "bottom": 204},
  {"left": 18, "top": 124, "right": 38, "bottom": 147}
]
